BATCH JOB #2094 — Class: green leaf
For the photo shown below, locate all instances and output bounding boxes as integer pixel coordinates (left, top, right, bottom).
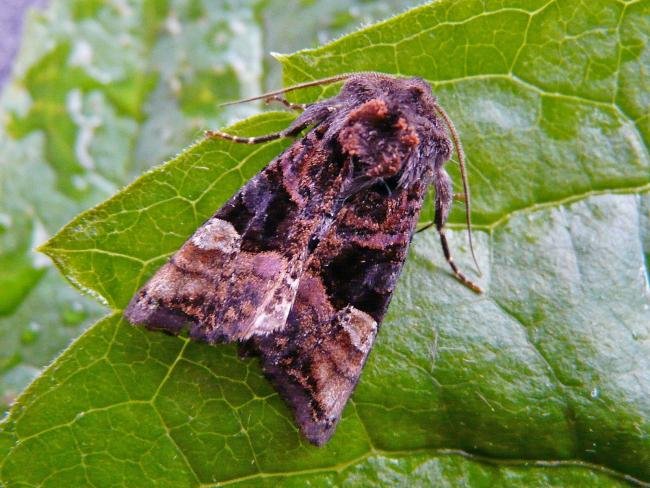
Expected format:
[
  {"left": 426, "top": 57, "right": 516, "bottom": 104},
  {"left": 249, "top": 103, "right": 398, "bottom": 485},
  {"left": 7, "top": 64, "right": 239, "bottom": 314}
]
[{"left": 3, "top": 0, "right": 649, "bottom": 486}]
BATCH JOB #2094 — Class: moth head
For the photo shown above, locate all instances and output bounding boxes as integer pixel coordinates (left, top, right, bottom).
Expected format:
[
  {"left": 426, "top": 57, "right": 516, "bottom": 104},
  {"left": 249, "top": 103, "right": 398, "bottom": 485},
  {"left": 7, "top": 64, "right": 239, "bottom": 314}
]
[{"left": 339, "top": 74, "right": 435, "bottom": 108}]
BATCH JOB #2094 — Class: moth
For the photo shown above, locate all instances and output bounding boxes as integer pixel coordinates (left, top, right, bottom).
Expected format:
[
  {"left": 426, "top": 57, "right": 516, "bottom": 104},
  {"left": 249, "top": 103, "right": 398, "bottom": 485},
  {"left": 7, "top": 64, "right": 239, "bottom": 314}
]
[{"left": 125, "top": 72, "right": 482, "bottom": 445}]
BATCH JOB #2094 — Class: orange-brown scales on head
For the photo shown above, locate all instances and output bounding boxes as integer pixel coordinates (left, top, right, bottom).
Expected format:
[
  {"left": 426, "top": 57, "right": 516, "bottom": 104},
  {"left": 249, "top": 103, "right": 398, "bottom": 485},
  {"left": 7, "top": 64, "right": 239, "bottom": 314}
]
[{"left": 314, "top": 74, "right": 453, "bottom": 189}]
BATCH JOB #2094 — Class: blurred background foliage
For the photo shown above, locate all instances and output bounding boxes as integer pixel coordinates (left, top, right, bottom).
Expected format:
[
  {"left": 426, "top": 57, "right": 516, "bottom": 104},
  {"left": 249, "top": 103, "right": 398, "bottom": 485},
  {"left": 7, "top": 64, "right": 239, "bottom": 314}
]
[{"left": 0, "top": 0, "right": 419, "bottom": 413}]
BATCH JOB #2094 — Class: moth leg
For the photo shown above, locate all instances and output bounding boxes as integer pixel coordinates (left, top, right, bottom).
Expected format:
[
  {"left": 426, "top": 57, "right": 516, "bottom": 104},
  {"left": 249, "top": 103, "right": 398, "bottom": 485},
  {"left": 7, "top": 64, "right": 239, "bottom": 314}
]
[
  {"left": 205, "top": 126, "right": 303, "bottom": 144},
  {"left": 418, "top": 193, "right": 468, "bottom": 232},
  {"left": 416, "top": 222, "right": 433, "bottom": 233},
  {"left": 264, "top": 95, "right": 308, "bottom": 112},
  {"left": 433, "top": 168, "right": 483, "bottom": 293},
  {"left": 206, "top": 103, "right": 331, "bottom": 144}
]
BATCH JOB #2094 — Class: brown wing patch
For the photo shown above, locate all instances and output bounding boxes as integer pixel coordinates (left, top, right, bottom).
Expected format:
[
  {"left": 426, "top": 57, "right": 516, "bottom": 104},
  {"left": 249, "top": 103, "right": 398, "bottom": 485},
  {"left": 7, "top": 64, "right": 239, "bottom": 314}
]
[
  {"left": 251, "top": 274, "right": 378, "bottom": 445},
  {"left": 126, "top": 129, "right": 352, "bottom": 343}
]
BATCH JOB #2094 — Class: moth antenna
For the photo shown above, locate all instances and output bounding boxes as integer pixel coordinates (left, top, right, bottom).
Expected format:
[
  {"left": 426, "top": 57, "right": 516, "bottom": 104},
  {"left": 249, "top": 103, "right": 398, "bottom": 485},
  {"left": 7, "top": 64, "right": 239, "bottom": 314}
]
[
  {"left": 218, "top": 71, "right": 396, "bottom": 107},
  {"left": 432, "top": 102, "right": 482, "bottom": 276},
  {"left": 218, "top": 73, "right": 355, "bottom": 107}
]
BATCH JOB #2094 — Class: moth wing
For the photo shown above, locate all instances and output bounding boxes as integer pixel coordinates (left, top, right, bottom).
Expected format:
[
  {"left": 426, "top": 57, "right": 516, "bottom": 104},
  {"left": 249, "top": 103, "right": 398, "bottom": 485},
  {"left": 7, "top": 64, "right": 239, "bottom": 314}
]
[
  {"left": 125, "top": 131, "right": 348, "bottom": 342},
  {"left": 251, "top": 179, "right": 429, "bottom": 445}
]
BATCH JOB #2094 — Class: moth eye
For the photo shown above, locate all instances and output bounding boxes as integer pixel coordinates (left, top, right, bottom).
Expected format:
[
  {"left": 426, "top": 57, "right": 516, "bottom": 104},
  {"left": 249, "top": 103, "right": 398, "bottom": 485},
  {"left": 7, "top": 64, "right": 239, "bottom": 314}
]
[{"left": 408, "top": 86, "right": 424, "bottom": 101}]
